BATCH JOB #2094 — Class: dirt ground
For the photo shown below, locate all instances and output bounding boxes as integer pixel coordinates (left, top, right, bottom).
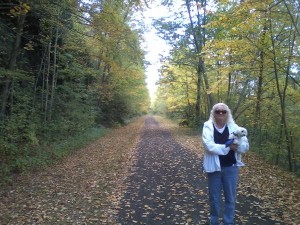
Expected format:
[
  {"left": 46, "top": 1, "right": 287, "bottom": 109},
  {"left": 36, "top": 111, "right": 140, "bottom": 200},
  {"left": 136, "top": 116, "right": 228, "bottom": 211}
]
[{"left": 0, "top": 116, "right": 299, "bottom": 225}]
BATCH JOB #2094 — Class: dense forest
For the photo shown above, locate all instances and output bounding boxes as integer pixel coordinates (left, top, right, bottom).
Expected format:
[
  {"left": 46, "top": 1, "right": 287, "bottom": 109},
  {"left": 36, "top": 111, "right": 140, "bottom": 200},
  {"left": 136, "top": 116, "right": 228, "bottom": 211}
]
[
  {"left": 0, "top": 0, "right": 151, "bottom": 182},
  {"left": 152, "top": 0, "right": 300, "bottom": 174},
  {"left": 1, "top": 0, "right": 300, "bottom": 183}
]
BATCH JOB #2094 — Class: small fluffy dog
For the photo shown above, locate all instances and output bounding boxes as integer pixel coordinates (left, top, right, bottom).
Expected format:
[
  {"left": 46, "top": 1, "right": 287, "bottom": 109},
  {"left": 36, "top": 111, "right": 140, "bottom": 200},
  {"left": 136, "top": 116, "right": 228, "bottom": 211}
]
[
  {"left": 229, "top": 126, "right": 248, "bottom": 162},
  {"left": 229, "top": 126, "right": 248, "bottom": 144}
]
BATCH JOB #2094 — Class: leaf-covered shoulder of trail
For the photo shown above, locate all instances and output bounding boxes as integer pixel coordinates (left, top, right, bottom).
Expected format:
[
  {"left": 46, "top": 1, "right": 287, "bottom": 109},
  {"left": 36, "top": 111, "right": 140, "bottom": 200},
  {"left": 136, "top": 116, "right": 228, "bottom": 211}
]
[
  {"left": 157, "top": 116, "right": 300, "bottom": 225},
  {"left": 0, "top": 117, "right": 145, "bottom": 224}
]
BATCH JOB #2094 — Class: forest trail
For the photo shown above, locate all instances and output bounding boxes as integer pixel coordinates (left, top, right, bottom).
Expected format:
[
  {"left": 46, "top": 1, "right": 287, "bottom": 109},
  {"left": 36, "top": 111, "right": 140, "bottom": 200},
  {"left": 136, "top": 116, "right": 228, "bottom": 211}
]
[{"left": 1, "top": 116, "right": 299, "bottom": 225}]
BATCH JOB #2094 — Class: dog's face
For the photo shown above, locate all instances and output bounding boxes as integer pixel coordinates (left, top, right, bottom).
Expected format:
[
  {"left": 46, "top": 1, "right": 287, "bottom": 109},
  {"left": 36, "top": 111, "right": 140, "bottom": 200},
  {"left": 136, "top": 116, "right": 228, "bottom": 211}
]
[{"left": 233, "top": 127, "right": 248, "bottom": 138}]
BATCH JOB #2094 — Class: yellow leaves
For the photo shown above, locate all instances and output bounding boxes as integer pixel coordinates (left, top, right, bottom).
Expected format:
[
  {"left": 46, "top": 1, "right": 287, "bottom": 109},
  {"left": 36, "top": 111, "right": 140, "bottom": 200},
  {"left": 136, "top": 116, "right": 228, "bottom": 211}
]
[
  {"left": 238, "top": 152, "right": 300, "bottom": 224},
  {"left": 218, "top": 0, "right": 230, "bottom": 4},
  {"left": 9, "top": 3, "right": 31, "bottom": 16},
  {"left": 24, "top": 41, "right": 34, "bottom": 51},
  {"left": 206, "top": 0, "right": 268, "bottom": 36}
]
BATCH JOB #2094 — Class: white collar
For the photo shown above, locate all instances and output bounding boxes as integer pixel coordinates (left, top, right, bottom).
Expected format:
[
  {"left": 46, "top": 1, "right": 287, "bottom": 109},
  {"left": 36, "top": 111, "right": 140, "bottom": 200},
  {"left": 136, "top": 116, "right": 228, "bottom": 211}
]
[{"left": 214, "top": 124, "right": 226, "bottom": 133}]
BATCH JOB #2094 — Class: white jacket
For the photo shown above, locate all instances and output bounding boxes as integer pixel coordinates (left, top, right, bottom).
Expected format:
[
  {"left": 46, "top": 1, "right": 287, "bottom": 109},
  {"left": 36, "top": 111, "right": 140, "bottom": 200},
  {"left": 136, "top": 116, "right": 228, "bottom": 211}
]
[{"left": 202, "top": 120, "right": 249, "bottom": 173}]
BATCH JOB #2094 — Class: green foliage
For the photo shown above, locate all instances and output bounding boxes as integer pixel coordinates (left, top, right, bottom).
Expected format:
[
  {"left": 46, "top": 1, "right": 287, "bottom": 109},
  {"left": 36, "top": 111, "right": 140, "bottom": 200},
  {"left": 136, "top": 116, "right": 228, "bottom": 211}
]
[
  {"left": 154, "top": 0, "right": 300, "bottom": 173},
  {"left": 0, "top": 127, "right": 107, "bottom": 186},
  {"left": 50, "top": 127, "right": 107, "bottom": 159},
  {"left": 0, "top": 0, "right": 151, "bottom": 183}
]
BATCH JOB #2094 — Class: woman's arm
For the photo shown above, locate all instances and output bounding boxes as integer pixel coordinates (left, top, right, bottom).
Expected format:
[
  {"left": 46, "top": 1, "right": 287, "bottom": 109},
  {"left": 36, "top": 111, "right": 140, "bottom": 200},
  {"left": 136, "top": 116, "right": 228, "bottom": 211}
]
[{"left": 202, "top": 122, "right": 230, "bottom": 155}]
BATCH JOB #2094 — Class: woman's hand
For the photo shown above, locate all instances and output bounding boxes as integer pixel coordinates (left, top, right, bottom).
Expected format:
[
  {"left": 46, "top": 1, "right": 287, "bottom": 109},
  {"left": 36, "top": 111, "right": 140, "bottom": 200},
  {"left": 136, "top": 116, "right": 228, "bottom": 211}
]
[
  {"left": 230, "top": 144, "right": 238, "bottom": 151},
  {"left": 225, "top": 139, "right": 234, "bottom": 147}
]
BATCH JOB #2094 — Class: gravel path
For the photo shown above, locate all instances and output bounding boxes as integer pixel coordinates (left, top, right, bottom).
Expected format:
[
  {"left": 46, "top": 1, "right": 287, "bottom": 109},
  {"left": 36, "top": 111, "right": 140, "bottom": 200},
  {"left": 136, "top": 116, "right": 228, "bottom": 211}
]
[{"left": 116, "top": 116, "right": 288, "bottom": 225}]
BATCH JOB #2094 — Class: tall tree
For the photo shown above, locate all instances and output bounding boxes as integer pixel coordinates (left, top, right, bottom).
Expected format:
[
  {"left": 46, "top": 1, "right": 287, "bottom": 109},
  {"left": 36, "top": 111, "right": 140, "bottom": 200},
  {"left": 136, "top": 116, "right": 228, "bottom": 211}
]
[{"left": 154, "top": 0, "right": 300, "bottom": 172}]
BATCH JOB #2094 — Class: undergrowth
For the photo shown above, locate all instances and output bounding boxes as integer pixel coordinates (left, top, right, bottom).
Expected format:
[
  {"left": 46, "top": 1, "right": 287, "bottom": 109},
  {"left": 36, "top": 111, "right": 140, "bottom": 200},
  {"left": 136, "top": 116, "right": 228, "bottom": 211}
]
[{"left": 0, "top": 127, "right": 107, "bottom": 187}]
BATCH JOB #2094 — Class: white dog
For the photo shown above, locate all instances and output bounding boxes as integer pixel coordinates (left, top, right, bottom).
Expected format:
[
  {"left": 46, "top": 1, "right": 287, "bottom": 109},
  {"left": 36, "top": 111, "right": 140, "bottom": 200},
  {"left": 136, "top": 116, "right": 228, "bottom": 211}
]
[
  {"left": 229, "top": 126, "right": 248, "bottom": 144},
  {"left": 229, "top": 126, "right": 248, "bottom": 162}
]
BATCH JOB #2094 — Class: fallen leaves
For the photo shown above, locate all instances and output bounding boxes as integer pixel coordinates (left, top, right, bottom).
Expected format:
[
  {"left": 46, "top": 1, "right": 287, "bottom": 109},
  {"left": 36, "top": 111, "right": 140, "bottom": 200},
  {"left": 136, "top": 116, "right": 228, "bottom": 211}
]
[
  {"left": 116, "top": 117, "right": 211, "bottom": 224},
  {"left": 158, "top": 116, "right": 300, "bottom": 225},
  {"left": 1, "top": 116, "right": 299, "bottom": 225},
  {"left": 238, "top": 154, "right": 300, "bottom": 225},
  {"left": 0, "top": 117, "right": 145, "bottom": 224}
]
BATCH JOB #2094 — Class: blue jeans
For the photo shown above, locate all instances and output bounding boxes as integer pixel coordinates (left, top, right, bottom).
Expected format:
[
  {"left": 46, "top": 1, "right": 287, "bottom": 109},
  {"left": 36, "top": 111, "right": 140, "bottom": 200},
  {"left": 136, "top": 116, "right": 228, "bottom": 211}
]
[{"left": 207, "top": 166, "right": 239, "bottom": 225}]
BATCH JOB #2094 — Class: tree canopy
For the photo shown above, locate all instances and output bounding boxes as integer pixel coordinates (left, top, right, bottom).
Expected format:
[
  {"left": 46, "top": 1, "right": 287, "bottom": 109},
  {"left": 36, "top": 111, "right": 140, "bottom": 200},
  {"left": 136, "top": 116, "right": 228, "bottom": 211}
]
[
  {"left": 0, "top": 0, "right": 151, "bottom": 179},
  {"left": 1, "top": 0, "right": 299, "bottom": 180},
  {"left": 153, "top": 0, "right": 300, "bottom": 174}
]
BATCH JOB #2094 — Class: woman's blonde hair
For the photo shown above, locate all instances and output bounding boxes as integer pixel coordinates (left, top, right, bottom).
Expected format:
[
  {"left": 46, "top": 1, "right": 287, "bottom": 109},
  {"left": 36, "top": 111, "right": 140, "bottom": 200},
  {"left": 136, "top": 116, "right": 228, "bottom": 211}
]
[{"left": 209, "top": 103, "right": 235, "bottom": 124}]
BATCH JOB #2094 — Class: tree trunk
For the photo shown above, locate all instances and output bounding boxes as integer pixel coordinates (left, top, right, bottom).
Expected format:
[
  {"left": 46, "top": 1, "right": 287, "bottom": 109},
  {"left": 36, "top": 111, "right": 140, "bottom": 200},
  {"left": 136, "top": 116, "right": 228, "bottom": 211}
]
[
  {"left": 270, "top": 18, "right": 294, "bottom": 172},
  {"left": 44, "top": 42, "right": 51, "bottom": 122},
  {"left": 33, "top": 47, "right": 47, "bottom": 108},
  {"left": 185, "top": 0, "right": 213, "bottom": 123},
  {"left": 49, "top": 27, "right": 60, "bottom": 120},
  {"left": 1, "top": 14, "right": 26, "bottom": 118},
  {"left": 195, "top": 63, "right": 201, "bottom": 122}
]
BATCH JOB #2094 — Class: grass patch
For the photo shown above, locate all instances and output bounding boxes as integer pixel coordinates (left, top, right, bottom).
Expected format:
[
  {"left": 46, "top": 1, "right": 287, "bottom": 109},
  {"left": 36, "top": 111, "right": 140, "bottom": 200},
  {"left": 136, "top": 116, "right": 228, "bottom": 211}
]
[
  {"left": 51, "top": 127, "right": 107, "bottom": 159},
  {"left": 0, "top": 127, "right": 107, "bottom": 187}
]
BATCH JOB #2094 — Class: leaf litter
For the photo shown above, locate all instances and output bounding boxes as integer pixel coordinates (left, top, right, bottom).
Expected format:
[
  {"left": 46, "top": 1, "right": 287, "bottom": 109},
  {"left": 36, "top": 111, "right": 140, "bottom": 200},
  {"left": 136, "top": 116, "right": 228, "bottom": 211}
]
[
  {"left": 0, "top": 116, "right": 299, "bottom": 225},
  {"left": 0, "top": 117, "right": 144, "bottom": 224},
  {"left": 157, "top": 116, "right": 300, "bottom": 225}
]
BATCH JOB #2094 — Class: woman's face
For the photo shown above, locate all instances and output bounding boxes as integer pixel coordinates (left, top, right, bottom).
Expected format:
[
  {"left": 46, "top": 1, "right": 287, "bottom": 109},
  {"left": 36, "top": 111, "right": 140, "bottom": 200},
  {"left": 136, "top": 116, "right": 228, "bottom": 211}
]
[{"left": 214, "top": 106, "right": 228, "bottom": 124}]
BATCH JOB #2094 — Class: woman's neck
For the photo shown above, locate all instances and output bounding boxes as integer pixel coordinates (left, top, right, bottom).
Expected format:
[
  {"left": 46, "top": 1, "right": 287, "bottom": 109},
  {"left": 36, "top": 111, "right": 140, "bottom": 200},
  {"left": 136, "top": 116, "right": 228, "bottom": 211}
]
[{"left": 215, "top": 121, "right": 226, "bottom": 129}]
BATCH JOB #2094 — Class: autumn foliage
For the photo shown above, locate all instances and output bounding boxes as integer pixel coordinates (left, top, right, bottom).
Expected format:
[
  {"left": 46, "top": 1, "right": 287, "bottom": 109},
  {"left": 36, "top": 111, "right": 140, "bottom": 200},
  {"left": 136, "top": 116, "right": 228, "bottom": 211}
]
[
  {"left": 153, "top": 0, "right": 300, "bottom": 174},
  {"left": 0, "top": 1, "right": 151, "bottom": 180}
]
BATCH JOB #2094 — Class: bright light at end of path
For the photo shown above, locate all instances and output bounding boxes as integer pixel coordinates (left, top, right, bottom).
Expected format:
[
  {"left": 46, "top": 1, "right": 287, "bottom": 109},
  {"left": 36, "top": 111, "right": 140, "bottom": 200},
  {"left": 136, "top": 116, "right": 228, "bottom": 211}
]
[{"left": 140, "top": 3, "right": 171, "bottom": 103}]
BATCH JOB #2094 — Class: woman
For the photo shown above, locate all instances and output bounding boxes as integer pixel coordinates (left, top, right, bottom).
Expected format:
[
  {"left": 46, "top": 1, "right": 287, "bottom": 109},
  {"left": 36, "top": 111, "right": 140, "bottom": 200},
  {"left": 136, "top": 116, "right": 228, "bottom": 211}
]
[{"left": 202, "top": 103, "right": 249, "bottom": 225}]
